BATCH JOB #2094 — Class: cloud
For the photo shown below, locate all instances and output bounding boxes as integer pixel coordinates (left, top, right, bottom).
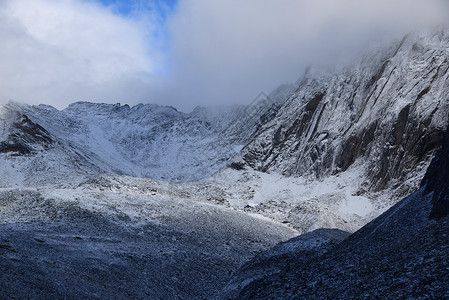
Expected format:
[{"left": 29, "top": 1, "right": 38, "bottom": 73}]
[
  {"left": 164, "top": 0, "right": 449, "bottom": 111},
  {"left": 0, "top": 0, "right": 160, "bottom": 108},
  {"left": 0, "top": 0, "right": 447, "bottom": 111}
]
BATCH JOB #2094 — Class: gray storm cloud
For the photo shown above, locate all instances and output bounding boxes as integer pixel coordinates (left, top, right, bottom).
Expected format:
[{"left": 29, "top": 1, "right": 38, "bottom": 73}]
[
  {"left": 0, "top": 0, "right": 447, "bottom": 111},
  {"left": 165, "top": 0, "right": 449, "bottom": 111}
]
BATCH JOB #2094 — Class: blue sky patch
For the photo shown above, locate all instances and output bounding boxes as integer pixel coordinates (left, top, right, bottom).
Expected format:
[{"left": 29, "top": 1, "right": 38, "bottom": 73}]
[{"left": 90, "top": 0, "right": 177, "bottom": 18}]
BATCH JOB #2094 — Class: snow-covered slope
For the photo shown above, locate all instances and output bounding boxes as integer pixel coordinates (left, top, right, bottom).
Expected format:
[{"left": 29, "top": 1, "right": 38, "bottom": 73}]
[
  {"left": 218, "top": 119, "right": 449, "bottom": 299},
  {"left": 18, "top": 102, "right": 243, "bottom": 182},
  {"left": 1, "top": 31, "right": 448, "bottom": 234},
  {"left": 0, "top": 104, "right": 102, "bottom": 188},
  {"left": 0, "top": 185, "right": 296, "bottom": 299},
  {"left": 3, "top": 82, "right": 291, "bottom": 184}
]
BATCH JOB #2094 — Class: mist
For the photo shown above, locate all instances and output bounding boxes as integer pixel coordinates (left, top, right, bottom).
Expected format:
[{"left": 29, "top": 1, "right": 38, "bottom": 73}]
[{"left": 0, "top": 0, "right": 447, "bottom": 111}]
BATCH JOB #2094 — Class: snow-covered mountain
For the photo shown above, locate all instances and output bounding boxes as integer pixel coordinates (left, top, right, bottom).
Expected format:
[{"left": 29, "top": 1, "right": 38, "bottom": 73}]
[
  {"left": 239, "top": 31, "right": 449, "bottom": 203},
  {"left": 1, "top": 30, "right": 449, "bottom": 298},
  {"left": 1, "top": 82, "right": 291, "bottom": 184},
  {"left": 3, "top": 103, "right": 243, "bottom": 183},
  {"left": 218, "top": 120, "right": 449, "bottom": 299}
]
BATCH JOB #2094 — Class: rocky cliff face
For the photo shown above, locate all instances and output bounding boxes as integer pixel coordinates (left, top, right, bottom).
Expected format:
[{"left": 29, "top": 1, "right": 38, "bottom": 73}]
[
  {"left": 215, "top": 32, "right": 449, "bottom": 298},
  {"left": 240, "top": 31, "right": 449, "bottom": 199},
  {"left": 218, "top": 116, "right": 449, "bottom": 299}
]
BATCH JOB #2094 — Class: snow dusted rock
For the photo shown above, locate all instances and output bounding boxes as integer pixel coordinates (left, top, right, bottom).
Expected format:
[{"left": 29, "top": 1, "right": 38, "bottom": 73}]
[
  {"left": 240, "top": 31, "right": 449, "bottom": 201},
  {"left": 0, "top": 104, "right": 102, "bottom": 188},
  {"left": 214, "top": 32, "right": 449, "bottom": 298},
  {"left": 219, "top": 188, "right": 449, "bottom": 298},
  {"left": 0, "top": 106, "right": 53, "bottom": 155},
  {"left": 218, "top": 119, "right": 449, "bottom": 299},
  {"left": 0, "top": 188, "right": 297, "bottom": 299},
  {"left": 2, "top": 83, "right": 291, "bottom": 184}
]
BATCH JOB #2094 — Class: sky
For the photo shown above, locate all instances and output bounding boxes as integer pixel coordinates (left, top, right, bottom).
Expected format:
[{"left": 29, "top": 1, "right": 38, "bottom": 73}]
[{"left": 0, "top": 0, "right": 448, "bottom": 112}]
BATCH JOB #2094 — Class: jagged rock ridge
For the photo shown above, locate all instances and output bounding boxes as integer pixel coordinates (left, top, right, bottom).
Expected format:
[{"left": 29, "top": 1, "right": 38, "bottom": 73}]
[
  {"left": 1, "top": 83, "right": 291, "bottom": 184},
  {"left": 240, "top": 31, "right": 449, "bottom": 201}
]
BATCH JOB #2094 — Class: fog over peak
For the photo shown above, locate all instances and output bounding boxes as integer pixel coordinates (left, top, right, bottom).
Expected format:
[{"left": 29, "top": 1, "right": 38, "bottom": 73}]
[{"left": 0, "top": 0, "right": 447, "bottom": 111}]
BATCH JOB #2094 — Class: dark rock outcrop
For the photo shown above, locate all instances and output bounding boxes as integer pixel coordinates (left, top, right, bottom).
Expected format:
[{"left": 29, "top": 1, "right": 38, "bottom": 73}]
[
  {"left": 422, "top": 117, "right": 449, "bottom": 219},
  {"left": 0, "top": 114, "right": 53, "bottom": 155}
]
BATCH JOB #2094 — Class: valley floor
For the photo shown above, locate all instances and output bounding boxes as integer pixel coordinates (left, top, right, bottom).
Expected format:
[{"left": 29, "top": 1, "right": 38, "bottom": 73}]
[
  {"left": 0, "top": 166, "right": 398, "bottom": 298},
  {"left": 0, "top": 184, "right": 296, "bottom": 299}
]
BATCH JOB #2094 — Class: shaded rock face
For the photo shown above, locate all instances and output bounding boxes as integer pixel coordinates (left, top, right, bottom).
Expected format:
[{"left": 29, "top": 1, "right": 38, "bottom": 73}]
[
  {"left": 422, "top": 118, "right": 449, "bottom": 219},
  {"left": 218, "top": 229, "right": 350, "bottom": 299},
  {"left": 0, "top": 113, "right": 53, "bottom": 155},
  {"left": 241, "top": 31, "right": 449, "bottom": 198}
]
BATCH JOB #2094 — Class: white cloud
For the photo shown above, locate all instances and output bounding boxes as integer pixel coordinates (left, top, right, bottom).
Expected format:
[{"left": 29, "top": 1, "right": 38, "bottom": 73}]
[
  {"left": 164, "top": 0, "right": 449, "bottom": 111},
  {"left": 0, "top": 0, "right": 159, "bottom": 108},
  {"left": 0, "top": 0, "right": 447, "bottom": 111}
]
